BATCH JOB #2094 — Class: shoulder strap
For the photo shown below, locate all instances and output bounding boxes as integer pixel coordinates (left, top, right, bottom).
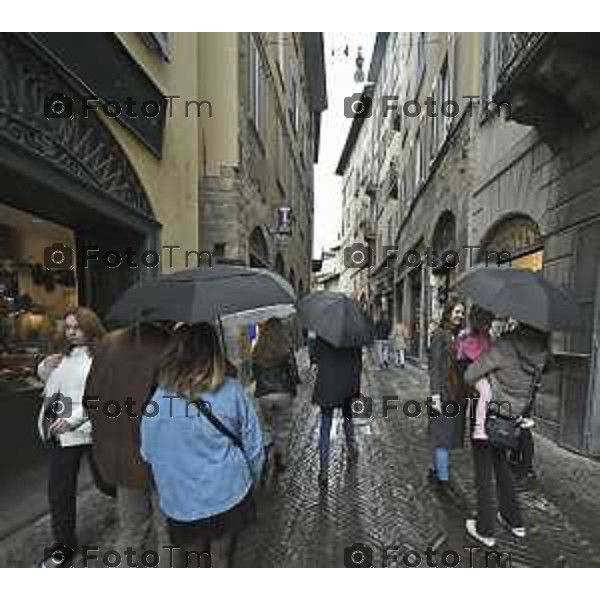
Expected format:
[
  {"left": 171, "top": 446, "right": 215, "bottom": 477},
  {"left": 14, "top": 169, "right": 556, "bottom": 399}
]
[
  {"left": 192, "top": 397, "right": 243, "bottom": 449},
  {"left": 514, "top": 343, "right": 544, "bottom": 418},
  {"left": 192, "top": 396, "right": 255, "bottom": 476}
]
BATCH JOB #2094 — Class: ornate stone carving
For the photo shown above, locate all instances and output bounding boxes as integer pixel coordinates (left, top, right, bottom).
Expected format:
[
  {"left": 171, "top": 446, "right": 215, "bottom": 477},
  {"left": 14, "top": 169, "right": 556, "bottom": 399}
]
[{"left": 0, "top": 34, "right": 153, "bottom": 217}]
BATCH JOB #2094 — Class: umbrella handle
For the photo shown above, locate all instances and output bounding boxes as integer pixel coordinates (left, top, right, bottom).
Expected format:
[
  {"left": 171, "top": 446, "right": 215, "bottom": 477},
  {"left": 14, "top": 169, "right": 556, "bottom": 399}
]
[{"left": 217, "top": 314, "right": 228, "bottom": 357}]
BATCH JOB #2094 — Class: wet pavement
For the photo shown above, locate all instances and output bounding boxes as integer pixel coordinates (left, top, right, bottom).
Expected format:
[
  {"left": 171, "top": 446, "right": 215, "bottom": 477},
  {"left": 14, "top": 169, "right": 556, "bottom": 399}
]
[
  {"left": 235, "top": 352, "right": 600, "bottom": 567},
  {"left": 2, "top": 349, "right": 600, "bottom": 567}
]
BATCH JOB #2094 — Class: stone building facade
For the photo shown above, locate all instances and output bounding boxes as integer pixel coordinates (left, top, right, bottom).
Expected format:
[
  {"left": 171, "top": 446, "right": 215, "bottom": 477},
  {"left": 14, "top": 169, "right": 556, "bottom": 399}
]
[
  {"left": 199, "top": 33, "right": 327, "bottom": 298},
  {"left": 0, "top": 32, "right": 201, "bottom": 319},
  {"left": 336, "top": 31, "right": 600, "bottom": 456},
  {"left": 336, "top": 85, "right": 375, "bottom": 310}
]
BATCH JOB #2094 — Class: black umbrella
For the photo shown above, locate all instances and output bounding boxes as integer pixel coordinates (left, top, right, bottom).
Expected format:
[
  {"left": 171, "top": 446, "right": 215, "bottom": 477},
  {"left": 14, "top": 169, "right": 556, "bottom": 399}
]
[
  {"left": 297, "top": 291, "right": 374, "bottom": 348},
  {"left": 106, "top": 265, "right": 296, "bottom": 324},
  {"left": 454, "top": 266, "right": 580, "bottom": 332}
]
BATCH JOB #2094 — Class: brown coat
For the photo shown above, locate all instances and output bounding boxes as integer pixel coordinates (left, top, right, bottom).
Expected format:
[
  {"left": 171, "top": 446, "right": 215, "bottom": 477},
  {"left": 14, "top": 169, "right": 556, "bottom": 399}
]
[
  {"left": 428, "top": 328, "right": 466, "bottom": 449},
  {"left": 85, "top": 325, "right": 171, "bottom": 488}
]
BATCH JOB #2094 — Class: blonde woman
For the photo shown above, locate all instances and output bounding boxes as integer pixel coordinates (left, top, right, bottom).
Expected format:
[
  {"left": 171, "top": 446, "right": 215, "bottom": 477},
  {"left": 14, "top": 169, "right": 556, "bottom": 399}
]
[
  {"left": 252, "top": 318, "right": 300, "bottom": 474},
  {"left": 141, "top": 322, "right": 264, "bottom": 568}
]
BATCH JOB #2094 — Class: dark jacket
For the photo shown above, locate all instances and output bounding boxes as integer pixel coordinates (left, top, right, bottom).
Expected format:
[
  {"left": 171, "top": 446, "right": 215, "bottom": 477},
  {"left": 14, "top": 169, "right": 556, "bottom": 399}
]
[
  {"left": 312, "top": 337, "right": 362, "bottom": 409},
  {"left": 374, "top": 319, "right": 391, "bottom": 340},
  {"left": 428, "top": 327, "right": 466, "bottom": 449},
  {"left": 85, "top": 325, "right": 171, "bottom": 488},
  {"left": 464, "top": 329, "right": 548, "bottom": 417},
  {"left": 252, "top": 351, "right": 300, "bottom": 398}
]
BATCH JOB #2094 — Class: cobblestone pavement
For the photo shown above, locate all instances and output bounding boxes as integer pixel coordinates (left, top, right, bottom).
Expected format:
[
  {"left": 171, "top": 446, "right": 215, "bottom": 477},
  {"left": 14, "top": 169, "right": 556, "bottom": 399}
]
[
  {"left": 235, "top": 352, "right": 600, "bottom": 568},
  {"left": 3, "top": 350, "right": 600, "bottom": 567}
]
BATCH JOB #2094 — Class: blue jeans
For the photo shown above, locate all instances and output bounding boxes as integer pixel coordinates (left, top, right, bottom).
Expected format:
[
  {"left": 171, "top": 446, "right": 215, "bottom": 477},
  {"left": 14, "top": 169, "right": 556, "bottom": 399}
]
[
  {"left": 319, "top": 404, "right": 356, "bottom": 471},
  {"left": 432, "top": 447, "right": 449, "bottom": 481}
]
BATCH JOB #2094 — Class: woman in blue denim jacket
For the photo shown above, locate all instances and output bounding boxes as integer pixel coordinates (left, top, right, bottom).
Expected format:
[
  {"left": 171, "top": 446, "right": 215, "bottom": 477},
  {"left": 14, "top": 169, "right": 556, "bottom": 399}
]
[{"left": 141, "top": 322, "right": 264, "bottom": 567}]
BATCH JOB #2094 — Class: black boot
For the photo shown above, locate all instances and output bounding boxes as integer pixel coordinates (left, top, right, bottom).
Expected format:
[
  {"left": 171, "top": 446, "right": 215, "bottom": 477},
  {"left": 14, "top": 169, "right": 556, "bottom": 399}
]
[
  {"left": 261, "top": 444, "right": 272, "bottom": 486},
  {"left": 435, "top": 480, "right": 468, "bottom": 510}
]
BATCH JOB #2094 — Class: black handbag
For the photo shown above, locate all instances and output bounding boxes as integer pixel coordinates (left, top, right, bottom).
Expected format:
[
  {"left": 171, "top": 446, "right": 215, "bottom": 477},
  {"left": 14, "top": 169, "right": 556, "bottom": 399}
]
[
  {"left": 485, "top": 359, "right": 543, "bottom": 451},
  {"left": 484, "top": 412, "right": 524, "bottom": 451}
]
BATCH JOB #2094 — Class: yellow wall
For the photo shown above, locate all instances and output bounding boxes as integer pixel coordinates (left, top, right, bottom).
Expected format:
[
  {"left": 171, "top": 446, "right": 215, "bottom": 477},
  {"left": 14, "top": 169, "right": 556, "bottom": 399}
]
[
  {"left": 101, "top": 33, "right": 202, "bottom": 272},
  {"left": 197, "top": 33, "right": 239, "bottom": 177}
]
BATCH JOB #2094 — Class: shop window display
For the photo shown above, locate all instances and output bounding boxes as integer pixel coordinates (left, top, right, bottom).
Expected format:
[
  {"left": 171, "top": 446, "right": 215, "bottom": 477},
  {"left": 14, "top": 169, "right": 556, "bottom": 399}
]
[{"left": 0, "top": 204, "right": 78, "bottom": 388}]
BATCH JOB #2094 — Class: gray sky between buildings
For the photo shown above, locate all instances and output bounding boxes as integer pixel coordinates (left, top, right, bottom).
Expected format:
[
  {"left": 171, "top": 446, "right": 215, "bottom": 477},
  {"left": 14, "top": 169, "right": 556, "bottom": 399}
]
[{"left": 313, "top": 32, "right": 376, "bottom": 259}]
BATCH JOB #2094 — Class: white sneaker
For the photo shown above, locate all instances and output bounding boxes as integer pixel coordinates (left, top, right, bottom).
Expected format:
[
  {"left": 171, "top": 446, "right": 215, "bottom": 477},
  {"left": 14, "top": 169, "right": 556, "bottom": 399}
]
[
  {"left": 466, "top": 519, "right": 496, "bottom": 547},
  {"left": 497, "top": 513, "right": 526, "bottom": 538}
]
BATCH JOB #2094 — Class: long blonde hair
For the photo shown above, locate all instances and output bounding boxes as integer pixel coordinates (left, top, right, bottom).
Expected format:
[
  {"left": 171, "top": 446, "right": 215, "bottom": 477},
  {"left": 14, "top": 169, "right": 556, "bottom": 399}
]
[
  {"left": 157, "top": 322, "right": 225, "bottom": 397},
  {"left": 252, "top": 318, "right": 292, "bottom": 367}
]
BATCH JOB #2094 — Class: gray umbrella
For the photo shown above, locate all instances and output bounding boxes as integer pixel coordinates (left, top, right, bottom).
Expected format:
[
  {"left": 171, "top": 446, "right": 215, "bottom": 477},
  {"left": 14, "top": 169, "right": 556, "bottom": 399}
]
[
  {"left": 297, "top": 291, "right": 374, "bottom": 348},
  {"left": 454, "top": 266, "right": 580, "bottom": 332},
  {"left": 106, "top": 265, "right": 296, "bottom": 324}
]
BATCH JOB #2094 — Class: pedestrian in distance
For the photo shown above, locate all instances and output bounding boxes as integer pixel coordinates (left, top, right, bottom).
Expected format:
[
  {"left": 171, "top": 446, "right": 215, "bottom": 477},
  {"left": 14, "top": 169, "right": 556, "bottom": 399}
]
[
  {"left": 392, "top": 321, "right": 408, "bottom": 368},
  {"left": 141, "top": 322, "right": 264, "bottom": 567},
  {"left": 312, "top": 335, "right": 361, "bottom": 487},
  {"left": 83, "top": 321, "right": 173, "bottom": 567},
  {"left": 373, "top": 315, "right": 392, "bottom": 369},
  {"left": 464, "top": 321, "right": 549, "bottom": 547},
  {"left": 427, "top": 297, "right": 467, "bottom": 503},
  {"left": 36, "top": 307, "right": 108, "bottom": 561},
  {"left": 252, "top": 317, "right": 300, "bottom": 476}
]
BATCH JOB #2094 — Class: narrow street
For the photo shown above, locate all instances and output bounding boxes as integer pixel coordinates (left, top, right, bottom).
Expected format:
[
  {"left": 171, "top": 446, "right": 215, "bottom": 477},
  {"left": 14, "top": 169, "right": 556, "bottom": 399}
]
[
  {"left": 234, "top": 353, "right": 600, "bottom": 567},
  {"left": 4, "top": 350, "right": 597, "bottom": 568}
]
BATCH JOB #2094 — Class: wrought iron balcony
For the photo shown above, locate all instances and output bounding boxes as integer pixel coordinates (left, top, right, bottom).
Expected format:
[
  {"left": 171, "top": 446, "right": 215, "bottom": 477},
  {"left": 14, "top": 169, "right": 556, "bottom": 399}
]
[
  {"left": 496, "top": 32, "right": 548, "bottom": 89},
  {"left": 493, "top": 32, "right": 600, "bottom": 133}
]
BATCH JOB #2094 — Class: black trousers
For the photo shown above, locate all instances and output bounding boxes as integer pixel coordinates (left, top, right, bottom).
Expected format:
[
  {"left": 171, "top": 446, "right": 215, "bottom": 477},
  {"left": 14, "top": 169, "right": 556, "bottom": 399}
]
[
  {"left": 48, "top": 444, "right": 109, "bottom": 549},
  {"left": 472, "top": 440, "right": 523, "bottom": 537},
  {"left": 519, "top": 429, "right": 535, "bottom": 474}
]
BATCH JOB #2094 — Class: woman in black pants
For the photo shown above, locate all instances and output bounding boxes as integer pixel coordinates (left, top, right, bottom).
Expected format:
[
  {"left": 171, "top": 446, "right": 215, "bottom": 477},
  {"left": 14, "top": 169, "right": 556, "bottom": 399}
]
[
  {"left": 463, "top": 323, "right": 549, "bottom": 547},
  {"left": 37, "top": 307, "right": 107, "bottom": 558}
]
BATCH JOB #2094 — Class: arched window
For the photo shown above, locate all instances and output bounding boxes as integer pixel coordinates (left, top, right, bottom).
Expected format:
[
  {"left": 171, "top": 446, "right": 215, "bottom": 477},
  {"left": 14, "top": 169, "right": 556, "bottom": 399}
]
[{"left": 478, "top": 214, "right": 542, "bottom": 271}]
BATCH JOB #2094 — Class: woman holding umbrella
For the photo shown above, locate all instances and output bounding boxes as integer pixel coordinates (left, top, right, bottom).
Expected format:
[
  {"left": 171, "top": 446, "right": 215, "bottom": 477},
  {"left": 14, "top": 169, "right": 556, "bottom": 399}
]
[
  {"left": 296, "top": 291, "right": 372, "bottom": 488},
  {"left": 428, "top": 297, "right": 467, "bottom": 498},
  {"left": 312, "top": 335, "right": 362, "bottom": 487},
  {"left": 463, "top": 321, "right": 549, "bottom": 547},
  {"left": 140, "top": 322, "right": 264, "bottom": 567},
  {"left": 454, "top": 266, "right": 578, "bottom": 546}
]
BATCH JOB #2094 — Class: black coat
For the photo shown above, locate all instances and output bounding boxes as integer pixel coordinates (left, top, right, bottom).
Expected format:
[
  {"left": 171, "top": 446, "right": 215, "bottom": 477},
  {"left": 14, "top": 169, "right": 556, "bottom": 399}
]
[
  {"left": 312, "top": 337, "right": 362, "bottom": 409},
  {"left": 428, "top": 328, "right": 466, "bottom": 449},
  {"left": 374, "top": 319, "right": 391, "bottom": 340}
]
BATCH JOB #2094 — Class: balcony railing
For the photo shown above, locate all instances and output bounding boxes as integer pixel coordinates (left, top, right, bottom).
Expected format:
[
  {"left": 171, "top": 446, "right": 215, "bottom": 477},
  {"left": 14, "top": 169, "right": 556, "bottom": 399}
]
[{"left": 496, "top": 32, "right": 548, "bottom": 89}]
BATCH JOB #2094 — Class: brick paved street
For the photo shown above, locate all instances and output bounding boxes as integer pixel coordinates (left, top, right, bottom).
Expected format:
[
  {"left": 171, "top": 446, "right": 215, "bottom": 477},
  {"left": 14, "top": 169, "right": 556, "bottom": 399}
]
[
  {"left": 235, "top": 351, "right": 600, "bottom": 567},
  {"left": 2, "top": 349, "right": 600, "bottom": 567}
]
